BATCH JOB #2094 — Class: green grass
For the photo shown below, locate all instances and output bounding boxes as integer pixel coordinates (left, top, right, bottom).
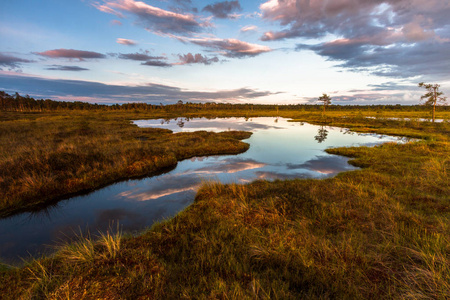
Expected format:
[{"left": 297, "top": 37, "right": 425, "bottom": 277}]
[{"left": 0, "top": 108, "right": 449, "bottom": 298}]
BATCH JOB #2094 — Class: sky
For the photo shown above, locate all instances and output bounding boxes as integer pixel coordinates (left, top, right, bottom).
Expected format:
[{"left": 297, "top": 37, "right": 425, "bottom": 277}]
[{"left": 0, "top": 0, "right": 449, "bottom": 105}]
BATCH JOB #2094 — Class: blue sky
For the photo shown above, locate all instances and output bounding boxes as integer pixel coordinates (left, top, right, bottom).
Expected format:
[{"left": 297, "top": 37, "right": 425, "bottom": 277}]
[{"left": 1, "top": 0, "right": 449, "bottom": 105}]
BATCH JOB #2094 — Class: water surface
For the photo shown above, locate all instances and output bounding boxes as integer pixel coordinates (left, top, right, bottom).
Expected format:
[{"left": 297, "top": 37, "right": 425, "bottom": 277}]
[
  {"left": 365, "top": 116, "right": 445, "bottom": 123},
  {"left": 0, "top": 117, "right": 408, "bottom": 265}
]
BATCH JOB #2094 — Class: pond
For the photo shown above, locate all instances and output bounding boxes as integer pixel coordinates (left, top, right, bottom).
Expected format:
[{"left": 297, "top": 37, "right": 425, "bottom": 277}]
[{"left": 0, "top": 118, "right": 409, "bottom": 265}]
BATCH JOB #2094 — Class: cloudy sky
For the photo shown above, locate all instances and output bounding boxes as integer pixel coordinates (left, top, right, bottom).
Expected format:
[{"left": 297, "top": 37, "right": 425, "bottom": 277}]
[{"left": 1, "top": 0, "right": 449, "bottom": 105}]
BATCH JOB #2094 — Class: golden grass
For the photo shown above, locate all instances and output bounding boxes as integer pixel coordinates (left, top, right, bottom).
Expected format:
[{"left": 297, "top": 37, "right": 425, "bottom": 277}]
[
  {"left": 0, "top": 108, "right": 449, "bottom": 298},
  {"left": 0, "top": 111, "right": 251, "bottom": 216}
]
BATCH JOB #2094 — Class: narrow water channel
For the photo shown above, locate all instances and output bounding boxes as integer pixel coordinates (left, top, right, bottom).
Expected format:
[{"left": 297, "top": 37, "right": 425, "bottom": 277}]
[{"left": 0, "top": 118, "right": 408, "bottom": 265}]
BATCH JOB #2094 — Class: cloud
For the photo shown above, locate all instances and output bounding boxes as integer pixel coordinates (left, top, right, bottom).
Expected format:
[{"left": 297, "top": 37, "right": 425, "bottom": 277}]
[
  {"left": 367, "top": 82, "right": 418, "bottom": 92},
  {"left": 189, "top": 38, "right": 272, "bottom": 58},
  {"left": 202, "top": 1, "right": 241, "bottom": 19},
  {"left": 298, "top": 39, "right": 450, "bottom": 81},
  {"left": 141, "top": 60, "right": 172, "bottom": 67},
  {"left": 119, "top": 51, "right": 221, "bottom": 67},
  {"left": 261, "top": 0, "right": 450, "bottom": 81},
  {"left": 45, "top": 65, "right": 89, "bottom": 71},
  {"left": 173, "top": 0, "right": 192, "bottom": 4},
  {"left": 35, "top": 49, "right": 106, "bottom": 61},
  {"left": 260, "top": 0, "right": 448, "bottom": 42},
  {"left": 95, "top": 0, "right": 211, "bottom": 36},
  {"left": 0, "top": 53, "right": 34, "bottom": 70},
  {"left": 0, "top": 73, "right": 280, "bottom": 103},
  {"left": 176, "top": 53, "right": 219, "bottom": 65},
  {"left": 168, "top": 0, "right": 197, "bottom": 13},
  {"left": 118, "top": 52, "right": 164, "bottom": 61},
  {"left": 116, "top": 38, "right": 137, "bottom": 45},
  {"left": 110, "top": 19, "right": 123, "bottom": 26},
  {"left": 300, "top": 86, "right": 426, "bottom": 105},
  {"left": 115, "top": 51, "right": 170, "bottom": 66},
  {"left": 92, "top": 2, "right": 124, "bottom": 18},
  {"left": 240, "top": 25, "right": 258, "bottom": 32}
]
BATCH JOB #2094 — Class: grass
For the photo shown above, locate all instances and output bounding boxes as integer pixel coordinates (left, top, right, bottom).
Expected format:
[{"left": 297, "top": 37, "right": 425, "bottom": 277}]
[
  {"left": 0, "top": 107, "right": 449, "bottom": 298},
  {"left": 0, "top": 111, "right": 252, "bottom": 217}
]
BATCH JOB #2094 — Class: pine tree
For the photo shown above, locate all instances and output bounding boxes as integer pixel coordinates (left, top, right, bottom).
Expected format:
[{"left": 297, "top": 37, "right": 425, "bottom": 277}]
[{"left": 418, "top": 82, "right": 447, "bottom": 122}]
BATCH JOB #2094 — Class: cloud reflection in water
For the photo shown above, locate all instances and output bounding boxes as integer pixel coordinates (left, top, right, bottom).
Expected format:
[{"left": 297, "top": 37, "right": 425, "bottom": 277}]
[
  {"left": 192, "top": 157, "right": 266, "bottom": 174},
  {"left": 117, "top": 175, "right": 202, "bottom": 202},
  {"left": 287, "top": 155, "right": 358, "bottom": 175}
]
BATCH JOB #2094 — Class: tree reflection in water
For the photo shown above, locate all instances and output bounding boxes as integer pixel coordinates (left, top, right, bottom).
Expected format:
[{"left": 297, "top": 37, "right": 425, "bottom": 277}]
[
  {"left": 314, "top": 126, "right": 329, "bottom": 143},
  {"left": 177, "top": 119, "right": 185, "bottom": 128}
]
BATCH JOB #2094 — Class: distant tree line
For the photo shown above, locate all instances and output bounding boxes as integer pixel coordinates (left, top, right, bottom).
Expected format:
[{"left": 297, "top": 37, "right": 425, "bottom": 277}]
[
  {"left": 0, "top": 91, "right": 106, "bottom": 111},
  {"left": 1, "top": 91, "right": 448, "bottom": 113}
]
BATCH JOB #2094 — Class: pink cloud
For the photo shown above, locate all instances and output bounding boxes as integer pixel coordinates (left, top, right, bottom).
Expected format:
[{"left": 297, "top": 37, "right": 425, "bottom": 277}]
[
  {"left": 259, "top": 0, "right": 448, "bottom": 43},
  {"left": 189, "top": 38, "right": 271, "bottom": 58},
  {"left": 176, "top": 53, "right": 219, "bottom": 65},
  {"left": 95, "top": 0, "right": 211, "bottom": 35},
  {"left": 264, "top": 0, "right": 450, "bottom": 81},
  {"left": 116, "top": 38, "right": 137, "bottom": 45},
  {"left": 35, "top": 49, "right": 106, "bottom": 61},
  {"left": 92, "top": 3, "right": 124, "bottom": 18},
  {"left": 240, "top": 25, "right": 258, "bottom": 32},
  {"left": 110, "top": 20, "right": 123, "bottom": 26},
  {"left": 402, "top": 16, "right": 437, "bottom": 42}
]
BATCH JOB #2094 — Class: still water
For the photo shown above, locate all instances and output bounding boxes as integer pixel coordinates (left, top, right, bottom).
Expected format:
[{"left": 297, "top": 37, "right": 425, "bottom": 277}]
[{"left": 0, "top": 118, "right": 408, "bottom": 265}]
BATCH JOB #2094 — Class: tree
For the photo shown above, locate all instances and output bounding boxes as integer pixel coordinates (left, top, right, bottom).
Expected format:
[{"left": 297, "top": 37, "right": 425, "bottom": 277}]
[
  {"left": 418, "top": 82, "right": 447, "bottom": 122},
  {"left": 318, "top": 93, "right": 331, "bottom": 114}
]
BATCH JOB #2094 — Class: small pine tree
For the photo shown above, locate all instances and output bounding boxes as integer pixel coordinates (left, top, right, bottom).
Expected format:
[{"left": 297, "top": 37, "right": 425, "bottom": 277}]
[
  {"left": 318, "top": 93, "right": 331, "bottom": 114},
  {"left": 418, "top": 82, "right": 447, "bottom": 122}
]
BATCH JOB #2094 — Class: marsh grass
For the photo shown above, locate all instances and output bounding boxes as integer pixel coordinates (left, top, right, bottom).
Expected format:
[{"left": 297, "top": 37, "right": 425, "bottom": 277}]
[
  {"left": 1, "top": 108, "right": 449, "bottom": 298},
  {"left": 0, "top": 111, "right": 251, "bottom": 216},
  {"left": 57, "top": 230, "right": 96, "bottom": 264},
  {"left": 98, "top": 229, "right": 122, "bottom": 260}
]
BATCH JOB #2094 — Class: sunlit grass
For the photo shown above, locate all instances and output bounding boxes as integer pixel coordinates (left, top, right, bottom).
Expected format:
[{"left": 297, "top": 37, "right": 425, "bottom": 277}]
[
  {"left": 0, "top": 111, "right": 251, "bottom": 216},
  {"left": 0, "top": 108, "right": 449, "bottom": 298}
]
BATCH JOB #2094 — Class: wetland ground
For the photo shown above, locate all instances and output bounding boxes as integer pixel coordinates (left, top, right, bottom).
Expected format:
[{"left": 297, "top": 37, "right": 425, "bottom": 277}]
[{"left": 0, "top": 104, "right": 449, "bottom": 299}]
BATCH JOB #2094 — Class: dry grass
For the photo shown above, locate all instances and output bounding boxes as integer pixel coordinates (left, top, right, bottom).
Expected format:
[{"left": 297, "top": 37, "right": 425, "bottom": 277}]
[
  {"left": 0, "top": 111, "right": 251, "bottom": 216},
  {"left": 0, "top": 108, "right": 449, "bottom": 298}
]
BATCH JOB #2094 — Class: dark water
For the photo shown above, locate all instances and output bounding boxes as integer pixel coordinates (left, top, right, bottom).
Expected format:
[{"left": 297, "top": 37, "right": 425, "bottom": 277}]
[{"left": 0, "top": 117, "right": 408, "bottom": 265}]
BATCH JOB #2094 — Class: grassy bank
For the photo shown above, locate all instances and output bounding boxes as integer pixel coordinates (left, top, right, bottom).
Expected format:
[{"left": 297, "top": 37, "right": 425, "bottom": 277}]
[
  {"left": 1, "top": 109, "right": 449, "bottom": 298},
  {"left": 292, "top": 113, "right": 450, "bottom": 141},
  {"left": 0, "top": 111, "right": 251, "bottom": 217}
]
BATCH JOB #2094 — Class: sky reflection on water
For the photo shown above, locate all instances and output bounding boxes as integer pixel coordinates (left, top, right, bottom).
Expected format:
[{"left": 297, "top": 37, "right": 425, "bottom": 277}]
[{"left": 0, "top": 117, "right": 407, "bottom": 265}]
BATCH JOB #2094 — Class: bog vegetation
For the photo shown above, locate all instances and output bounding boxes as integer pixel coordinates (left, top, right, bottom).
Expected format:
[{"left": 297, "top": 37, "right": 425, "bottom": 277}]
[{"left": 0, "top": 91, "right": 449, "bottom": 299}]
